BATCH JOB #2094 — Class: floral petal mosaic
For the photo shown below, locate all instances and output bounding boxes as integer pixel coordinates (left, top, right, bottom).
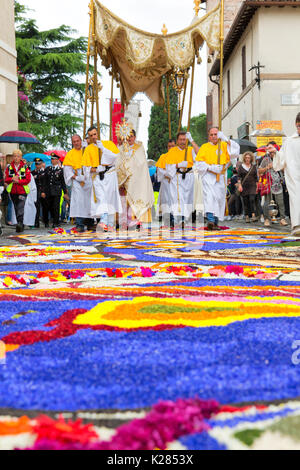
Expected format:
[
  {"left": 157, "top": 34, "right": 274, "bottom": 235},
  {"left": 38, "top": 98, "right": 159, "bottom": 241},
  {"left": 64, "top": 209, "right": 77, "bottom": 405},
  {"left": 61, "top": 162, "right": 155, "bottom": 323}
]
[{"left": 1, "top": 226, "right": 300, "bottom": 449}]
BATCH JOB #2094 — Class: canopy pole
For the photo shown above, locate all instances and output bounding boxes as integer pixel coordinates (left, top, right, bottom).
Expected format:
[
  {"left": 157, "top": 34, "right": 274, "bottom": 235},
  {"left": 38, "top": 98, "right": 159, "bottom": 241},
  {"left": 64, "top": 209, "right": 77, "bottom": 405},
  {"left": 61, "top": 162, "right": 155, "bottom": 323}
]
[
  {"left": 184, "top": 58, "right": 196, "bottom": 161},
  {"left": 94, "top": 53, "right": 100, "bottom": 137},
  {"left": 92, "top": 2, "right": 100, "bottom": 137},
  {"left": 110, "top": 74, "right": 114, "bottom": 141},
  {"left": 217, "top": 0, "right": 225, "bottom": 166},
  {"left": 83, "top": 1, "right": 94, "bottom": 139},
  {"left": 177, "top": 76, "right": 188, "bottom": 133},
  {"left": 166, "top": 74, "right": 172, "bottom": 140}
]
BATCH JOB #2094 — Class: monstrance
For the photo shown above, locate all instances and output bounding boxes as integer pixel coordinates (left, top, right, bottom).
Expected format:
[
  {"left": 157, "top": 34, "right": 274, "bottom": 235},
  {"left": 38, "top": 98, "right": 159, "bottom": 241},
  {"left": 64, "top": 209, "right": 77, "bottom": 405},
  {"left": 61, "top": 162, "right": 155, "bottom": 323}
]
[{"left": 115, "top": 118, "right": 134, "bottom": 152}]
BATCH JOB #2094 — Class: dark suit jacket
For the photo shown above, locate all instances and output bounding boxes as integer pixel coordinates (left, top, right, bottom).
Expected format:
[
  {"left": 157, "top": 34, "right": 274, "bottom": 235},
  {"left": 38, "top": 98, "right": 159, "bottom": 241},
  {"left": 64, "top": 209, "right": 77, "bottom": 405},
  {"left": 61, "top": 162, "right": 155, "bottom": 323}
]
[{"left": 42, "top": 166, "right": 67, "bottom": 197}]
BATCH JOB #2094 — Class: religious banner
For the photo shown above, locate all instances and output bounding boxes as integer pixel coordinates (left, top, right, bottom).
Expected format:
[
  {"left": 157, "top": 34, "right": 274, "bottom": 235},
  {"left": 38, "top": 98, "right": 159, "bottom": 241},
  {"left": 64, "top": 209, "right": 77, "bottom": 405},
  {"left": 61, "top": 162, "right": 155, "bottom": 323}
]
[{"left": 111, "top": 99, "right": 124, "bottom": 145}]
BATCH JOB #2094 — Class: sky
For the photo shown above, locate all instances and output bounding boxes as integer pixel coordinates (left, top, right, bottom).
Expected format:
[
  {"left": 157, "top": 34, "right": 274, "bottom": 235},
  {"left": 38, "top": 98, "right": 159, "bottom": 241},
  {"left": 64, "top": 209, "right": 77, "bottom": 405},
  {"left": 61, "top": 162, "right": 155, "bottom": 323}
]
[{"left": 22, "top": 0, "right": 208, "bottom": 150}]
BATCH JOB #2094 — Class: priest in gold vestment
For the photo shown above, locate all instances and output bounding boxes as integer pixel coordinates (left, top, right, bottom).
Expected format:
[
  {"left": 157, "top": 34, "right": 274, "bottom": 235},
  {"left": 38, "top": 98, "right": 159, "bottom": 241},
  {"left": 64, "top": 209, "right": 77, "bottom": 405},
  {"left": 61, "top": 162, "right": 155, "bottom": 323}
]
[{"left": 116, "top": 130, "right": 154, "bottom": 229}]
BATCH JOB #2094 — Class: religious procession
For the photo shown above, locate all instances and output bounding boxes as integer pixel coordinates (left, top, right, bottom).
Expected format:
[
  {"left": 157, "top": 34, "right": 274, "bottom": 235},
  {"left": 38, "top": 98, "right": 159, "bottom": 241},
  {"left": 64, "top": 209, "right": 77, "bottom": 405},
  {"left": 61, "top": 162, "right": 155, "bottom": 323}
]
[
  {"left": 2, "top": 117, "right": 300, "bottom": 236},
  {"left": 1, "top": 0, "right": 300, "bottom": 454}
]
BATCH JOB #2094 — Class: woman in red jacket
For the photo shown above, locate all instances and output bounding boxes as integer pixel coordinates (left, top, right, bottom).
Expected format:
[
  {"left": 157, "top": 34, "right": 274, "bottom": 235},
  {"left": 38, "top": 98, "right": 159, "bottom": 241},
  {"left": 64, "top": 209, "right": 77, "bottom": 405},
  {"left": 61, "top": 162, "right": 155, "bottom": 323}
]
[{"left": 5, "top": 149, "right": 31, "bottom": 233}]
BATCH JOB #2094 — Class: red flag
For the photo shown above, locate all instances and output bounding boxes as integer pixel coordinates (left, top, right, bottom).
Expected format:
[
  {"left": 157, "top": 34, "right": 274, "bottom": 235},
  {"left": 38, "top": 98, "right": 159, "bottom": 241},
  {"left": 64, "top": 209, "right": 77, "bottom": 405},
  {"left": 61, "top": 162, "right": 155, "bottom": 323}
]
[{"left": 111, "top": 100, "right": 124, "bottom": 145}]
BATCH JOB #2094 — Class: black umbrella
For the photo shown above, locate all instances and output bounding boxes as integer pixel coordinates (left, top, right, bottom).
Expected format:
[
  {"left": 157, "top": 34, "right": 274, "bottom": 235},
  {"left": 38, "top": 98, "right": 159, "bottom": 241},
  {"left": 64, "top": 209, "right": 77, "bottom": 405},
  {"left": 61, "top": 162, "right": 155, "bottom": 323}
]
[{"left": 233, "top": 139, "right": 257, "bottom": 154}]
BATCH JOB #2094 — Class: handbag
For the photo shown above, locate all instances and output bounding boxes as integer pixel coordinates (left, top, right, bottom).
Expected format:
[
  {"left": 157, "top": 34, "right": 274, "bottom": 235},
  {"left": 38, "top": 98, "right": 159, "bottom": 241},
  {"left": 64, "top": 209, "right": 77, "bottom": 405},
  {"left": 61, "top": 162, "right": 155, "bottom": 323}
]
[
  {"left": 257, "top": 171, "right": 272, "bottom": 196},
  {"left": 236, "top": 165, "right": 254, "bottom": 196}
]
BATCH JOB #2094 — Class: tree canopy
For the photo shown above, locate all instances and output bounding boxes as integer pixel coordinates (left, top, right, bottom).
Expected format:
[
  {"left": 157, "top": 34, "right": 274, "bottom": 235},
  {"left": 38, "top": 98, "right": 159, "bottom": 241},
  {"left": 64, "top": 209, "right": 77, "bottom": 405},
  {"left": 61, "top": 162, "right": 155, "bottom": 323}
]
[
  {"left": 15, "top": 1, "right": 88, "bottom": 152},
  {"left": 183, "top": 113, "right": 207, "bottom": 147}
]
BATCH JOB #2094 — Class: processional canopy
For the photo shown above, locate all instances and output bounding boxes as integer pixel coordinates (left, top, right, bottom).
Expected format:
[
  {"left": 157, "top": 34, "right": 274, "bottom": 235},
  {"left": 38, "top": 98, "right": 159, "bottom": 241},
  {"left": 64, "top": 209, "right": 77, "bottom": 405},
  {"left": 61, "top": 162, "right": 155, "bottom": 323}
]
[{"left": 91, "top": 0, "right": 221, "bottom": 105}]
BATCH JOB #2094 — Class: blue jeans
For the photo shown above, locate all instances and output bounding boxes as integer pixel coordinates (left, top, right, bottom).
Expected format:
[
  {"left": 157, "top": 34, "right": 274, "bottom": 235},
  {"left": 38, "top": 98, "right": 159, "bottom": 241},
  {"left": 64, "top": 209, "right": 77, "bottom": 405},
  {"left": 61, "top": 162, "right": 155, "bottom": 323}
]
[{"left": 206, "top": 212, "right": 219, "bottom": 225}]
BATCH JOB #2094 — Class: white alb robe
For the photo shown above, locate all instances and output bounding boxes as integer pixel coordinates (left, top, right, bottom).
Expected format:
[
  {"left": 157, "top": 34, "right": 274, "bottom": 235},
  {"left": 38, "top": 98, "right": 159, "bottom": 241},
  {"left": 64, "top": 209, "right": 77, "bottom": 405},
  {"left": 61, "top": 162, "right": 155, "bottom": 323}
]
[
  {"left": 84, "top": 148, "right": 122, "bottom": 218},
  {"left": 156, "top": 167, "right": 172, "bottom": 216},
  {"left": 273, "top": 133, "right": 300, "bottom": 230},
  {"left": 166, "top": 161, "right": 195, "bottom": 219},
  {"left": 11, "top": 178, "right": 37, "bottom": 226},
  {"left": 195, "top": 140, "right": 240, "bottom": 221},
  {"left": 192, "top": 151, "right": 204, "bottom": 214},
  {"left": 63, "top": 166, "right": 92, "bottom": 218}
]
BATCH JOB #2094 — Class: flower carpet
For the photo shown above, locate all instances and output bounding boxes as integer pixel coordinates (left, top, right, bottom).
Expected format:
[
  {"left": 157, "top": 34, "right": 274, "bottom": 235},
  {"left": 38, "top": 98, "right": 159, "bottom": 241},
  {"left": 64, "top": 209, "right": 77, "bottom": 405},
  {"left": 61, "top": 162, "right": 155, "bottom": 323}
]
[{"left": 1, "top": 226, "right": 300, "bottom": 450}]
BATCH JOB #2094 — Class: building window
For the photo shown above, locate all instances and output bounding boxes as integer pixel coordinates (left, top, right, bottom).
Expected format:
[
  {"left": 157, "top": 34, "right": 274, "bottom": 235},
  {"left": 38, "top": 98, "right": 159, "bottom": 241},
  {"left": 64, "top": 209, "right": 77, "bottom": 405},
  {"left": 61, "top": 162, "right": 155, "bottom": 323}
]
[
  {"left": 242, "top": 46, "right": 246, "bottom": 90},
  {"left": 227, "top": 70, "right": 231, "bottom": 108}
]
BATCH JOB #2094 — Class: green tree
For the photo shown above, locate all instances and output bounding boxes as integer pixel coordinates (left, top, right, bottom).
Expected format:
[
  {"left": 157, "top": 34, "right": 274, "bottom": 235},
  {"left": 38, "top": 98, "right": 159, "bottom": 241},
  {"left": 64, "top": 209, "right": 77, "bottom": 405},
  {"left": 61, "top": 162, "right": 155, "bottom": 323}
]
[
  {"left": 15, "top": 1, "right": 88, "bottom": 152},
  {"left": 147, "top": 79, "right": 179, "bottom": 161},
  {"left": 183, "top": 113, "right": 207, "bottom": 147}
]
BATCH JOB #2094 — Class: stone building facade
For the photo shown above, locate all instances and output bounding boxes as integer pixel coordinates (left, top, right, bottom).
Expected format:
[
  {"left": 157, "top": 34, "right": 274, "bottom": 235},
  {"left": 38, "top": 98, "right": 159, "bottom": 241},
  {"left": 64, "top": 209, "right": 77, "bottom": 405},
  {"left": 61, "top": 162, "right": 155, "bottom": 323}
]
[
  {"left": 206, "top": 0, "right": 300, "bottom": 140},
  {"left": 0, "top": 0, "right": 18, "bottom": 155},
  {"left": 206, "top": 0, "right": 243, "bottom": 131}
]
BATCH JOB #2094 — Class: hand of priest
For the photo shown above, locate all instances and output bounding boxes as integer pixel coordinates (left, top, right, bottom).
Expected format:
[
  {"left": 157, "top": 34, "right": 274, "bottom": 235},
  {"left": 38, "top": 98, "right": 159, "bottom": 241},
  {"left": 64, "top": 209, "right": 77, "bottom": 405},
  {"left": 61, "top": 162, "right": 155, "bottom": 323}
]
[
  {"left": 217, "top": 131, "right": 229, "bottom": 143},
  {"left": 177, "top": 161, "right": 188, "bottom": 169},
  {"left": 97, "top": 140, "right": 105, "bottom": 151},
  {"left": 186, "top": 132, "right": 194, "bottom": 143}
]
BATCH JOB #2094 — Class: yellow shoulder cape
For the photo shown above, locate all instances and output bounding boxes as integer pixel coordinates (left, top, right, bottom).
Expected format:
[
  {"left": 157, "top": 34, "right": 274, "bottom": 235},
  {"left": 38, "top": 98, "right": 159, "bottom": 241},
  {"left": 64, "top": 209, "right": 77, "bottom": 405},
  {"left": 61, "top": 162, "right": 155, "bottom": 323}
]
[
  {"left": 83, "top": 141, "right": 119, "bottom": 167},
  {"left": 196, "top": 142, "right": 230, "bottom": 165},
  {"left": 63, "top": 148, "right": 83, "bottom": 170},
  {"left": 166, "top": 147, "right": 194, "bottom": 168},
  {"left": 156, "top": 153, "right": 168, "bottom": 169}
]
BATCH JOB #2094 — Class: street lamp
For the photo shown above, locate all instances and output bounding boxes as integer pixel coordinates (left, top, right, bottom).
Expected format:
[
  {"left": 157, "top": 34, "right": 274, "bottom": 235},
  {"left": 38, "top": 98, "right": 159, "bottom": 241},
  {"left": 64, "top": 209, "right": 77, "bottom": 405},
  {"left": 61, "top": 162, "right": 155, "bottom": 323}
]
[{"left": 171, "top": 67, "right": 189, "bottom": 110}]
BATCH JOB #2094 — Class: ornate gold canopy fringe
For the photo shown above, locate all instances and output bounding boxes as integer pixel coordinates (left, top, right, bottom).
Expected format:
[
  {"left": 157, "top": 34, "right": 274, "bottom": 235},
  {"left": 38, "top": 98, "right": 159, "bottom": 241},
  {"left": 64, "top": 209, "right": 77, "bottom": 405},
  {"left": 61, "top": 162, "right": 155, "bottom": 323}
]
[{"left": 92, "top": 0, "right": 221, "bottom": 105}]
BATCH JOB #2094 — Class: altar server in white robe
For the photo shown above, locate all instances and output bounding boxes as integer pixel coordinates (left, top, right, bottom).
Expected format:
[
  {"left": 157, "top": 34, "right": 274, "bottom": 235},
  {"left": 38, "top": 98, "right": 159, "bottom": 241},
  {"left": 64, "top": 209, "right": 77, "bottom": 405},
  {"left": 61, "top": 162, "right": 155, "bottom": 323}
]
[
  {"left": 11, "top": 177, "right": 37, "bottom": 227},
  {"left": 63, "top": 134, "right": 94, "bottom": 232},
  {"left": 156, "top": 140, "right": 176, "bottom": 224},
  {"left": 273, "top": 113, "right": 300, "bottom": 236},
  {"left": 165, "top": 132, "right": 196, "bottom": 226},
  {"left": 83, "top": 126, "right": 122, "bottom": 231},
  {"left": 195, "top": 127, "right": 240, "bottom": 230}
]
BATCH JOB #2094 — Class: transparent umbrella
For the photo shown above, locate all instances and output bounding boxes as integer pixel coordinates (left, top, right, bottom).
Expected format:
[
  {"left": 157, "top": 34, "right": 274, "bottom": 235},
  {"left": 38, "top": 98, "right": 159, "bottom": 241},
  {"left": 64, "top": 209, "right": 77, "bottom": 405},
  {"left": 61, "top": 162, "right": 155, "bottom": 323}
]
[{"left": 250, "top": 128, "right": 286, "bottom": 138}]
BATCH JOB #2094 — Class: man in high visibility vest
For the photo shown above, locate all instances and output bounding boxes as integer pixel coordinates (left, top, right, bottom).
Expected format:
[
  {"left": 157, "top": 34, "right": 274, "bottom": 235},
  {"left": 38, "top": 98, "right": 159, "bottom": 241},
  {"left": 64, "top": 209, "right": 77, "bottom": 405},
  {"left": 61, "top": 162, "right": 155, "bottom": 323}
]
[{"left": 5, "top": 149, "right": 31, "bottom": 233}]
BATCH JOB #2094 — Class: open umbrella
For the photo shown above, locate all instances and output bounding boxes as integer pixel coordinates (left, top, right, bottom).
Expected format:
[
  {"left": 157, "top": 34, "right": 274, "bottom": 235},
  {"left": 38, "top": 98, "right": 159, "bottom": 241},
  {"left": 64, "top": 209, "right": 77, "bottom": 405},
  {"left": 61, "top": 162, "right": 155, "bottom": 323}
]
[
  {"left": 233, "top": 139, "right": 257, "bottom": 154},
  {"left": 256, "top": 146, "right": 267, "bottom": 153},
  {"left": 0, "top": 131, "right": 41, "bottom": 144},
  {"left": 23, "top": 153, "right": 52, "bottom": 169},
  {"left": 44, "top": 150, "right": 67, "bottom": 162},
  {"left": 257, "top": 144, "right": 281, "bottom": 152},
  {"left": 250, "top": 129, "right": 286, "bottom": 138}
]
